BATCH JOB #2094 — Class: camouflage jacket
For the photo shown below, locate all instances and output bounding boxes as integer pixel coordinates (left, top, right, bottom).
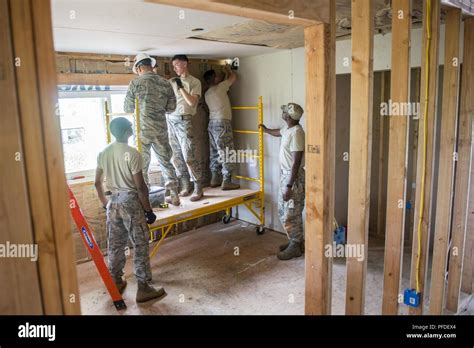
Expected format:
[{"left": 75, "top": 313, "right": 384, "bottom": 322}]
[{"left": 124, "top": 72, "right": 176, "bottom": 130}]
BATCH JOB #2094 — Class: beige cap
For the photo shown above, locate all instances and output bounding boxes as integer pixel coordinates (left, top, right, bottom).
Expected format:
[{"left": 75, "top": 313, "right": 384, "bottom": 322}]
[{"left": 281, "top": 103, "right": 304, "bottom": 120}]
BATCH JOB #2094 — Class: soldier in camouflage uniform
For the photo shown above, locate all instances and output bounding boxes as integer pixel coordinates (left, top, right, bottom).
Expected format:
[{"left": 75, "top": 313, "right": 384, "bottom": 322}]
[
  {"left": 95, "top": 117, "right": 166, "bottom": 303},
  {"left": 168, "top": 54, "right": 204, "bottom": 201},
  {"left": 124, "top": 53, "right": 180, "bottom": 206},
  {"left": 203, "top": 65, "right": 240, "bottom": 190},
  {"left": 260, "top": 103, "right": 305, "bottom": 260}
]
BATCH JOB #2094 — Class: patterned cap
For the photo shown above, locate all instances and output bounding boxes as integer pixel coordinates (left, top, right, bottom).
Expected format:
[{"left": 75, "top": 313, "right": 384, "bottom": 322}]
[{"left": 281, "top": 103, "right": 304, "bottom": 120}]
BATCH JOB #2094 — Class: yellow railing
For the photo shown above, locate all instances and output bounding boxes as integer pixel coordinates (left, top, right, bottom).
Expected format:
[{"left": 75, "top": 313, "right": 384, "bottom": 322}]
[
  {"left": 231, "top": 96, "right": 265, "bottom": 229},
  {"left": 104, "top": 98, "right": 141, "bottom": 152}
]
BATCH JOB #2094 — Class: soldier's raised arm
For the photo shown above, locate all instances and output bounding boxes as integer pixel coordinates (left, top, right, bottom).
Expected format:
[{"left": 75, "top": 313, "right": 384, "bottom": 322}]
[{"left": 124, "top": 80, "right": 136, "bottom": 113}]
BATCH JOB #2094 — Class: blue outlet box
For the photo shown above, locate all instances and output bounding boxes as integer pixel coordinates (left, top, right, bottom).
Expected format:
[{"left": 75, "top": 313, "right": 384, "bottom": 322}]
[
  {"left": 403, "top": 288, "right": 421, "bottom": 307},
  {"left": 333, "top": 226, "right": 346, "bottom": 245}
]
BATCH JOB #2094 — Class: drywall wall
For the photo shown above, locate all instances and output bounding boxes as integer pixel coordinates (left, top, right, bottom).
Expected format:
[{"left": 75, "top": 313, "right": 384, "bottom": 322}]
[{"left": 230, "top": 22, "right": 455, "bottom": 235}]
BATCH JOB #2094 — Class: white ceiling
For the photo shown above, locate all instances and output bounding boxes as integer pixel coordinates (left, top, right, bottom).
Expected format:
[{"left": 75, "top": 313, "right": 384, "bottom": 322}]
[{"left": 51, "top": 0, "right": 281, "bottom": 58}]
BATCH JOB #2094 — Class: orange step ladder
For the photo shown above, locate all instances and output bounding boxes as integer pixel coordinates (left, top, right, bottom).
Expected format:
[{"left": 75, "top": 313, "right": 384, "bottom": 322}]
[{"left": 68, "top": 186, "right": 126, "bottom": 311}]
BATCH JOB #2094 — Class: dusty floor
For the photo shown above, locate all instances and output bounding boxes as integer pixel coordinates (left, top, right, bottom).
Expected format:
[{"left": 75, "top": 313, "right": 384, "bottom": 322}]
[{"left": 77, "top": 220, "right": 473, "bottom": 315}]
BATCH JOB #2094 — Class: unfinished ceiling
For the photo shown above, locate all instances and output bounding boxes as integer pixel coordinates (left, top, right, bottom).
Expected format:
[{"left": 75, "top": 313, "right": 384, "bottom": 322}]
[
  {"left": 191, "top": 0, "right": 447, "bottom": 49},
  {"left": 51, "top": 0, "right": 282, "bottom": 58}
]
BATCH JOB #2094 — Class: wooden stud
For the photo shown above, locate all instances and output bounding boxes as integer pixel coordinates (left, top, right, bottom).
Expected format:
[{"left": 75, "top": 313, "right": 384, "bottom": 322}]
[
  {"left": 407, "top": 68, "right": 421, "bottom": 243},
  {"left": 31, "top": 0, "right": 81, "bottom": 314},
  {"left": 345, "top": 0, "right": 374, "bottom": 315},
  {"left": 446, "top": 17, "right": 474, "bottom": 310},
  {"left": 429, "top": 7, "right": 462, "bottom": 315},
  {"left": 57, "top": 73, "right": 134, "bottom": 86},
  {"left": 0, "top": 0, "right": 43, "bottom": 314},
  {"left": 376, "top": 71, "right": 390, "bottom": 238},
  {"left": 145, "top": 0, "right": 329, "bottom": 26},
  {"left": 381, "top": 0, "right": 411, "bottom": 315},
  {"left": 10, "top": 0, "right": 64, "bottom": 314},
  {"left": 304, "top": 0, "right": 335, "bottom": 315},
  {"left": 408, "top": 0, "right": 440, "bottom": 315}
]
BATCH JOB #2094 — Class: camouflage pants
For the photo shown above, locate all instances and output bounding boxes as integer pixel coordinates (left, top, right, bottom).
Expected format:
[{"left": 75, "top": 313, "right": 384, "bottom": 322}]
[
  {"left": 141, "top": 125, "right": 178, "bottom": 190},
  {"left": 167, "top": 114, "right": 202, "bottom": 183},
  {"left": 278, "top": 170, "right": 305, "bottom": 243},
  {"left": 106, "top": 192, "right": 152, "bottom": 283},
  {"left": 208, "top": 119, "right": 235, "bottom": 178}
]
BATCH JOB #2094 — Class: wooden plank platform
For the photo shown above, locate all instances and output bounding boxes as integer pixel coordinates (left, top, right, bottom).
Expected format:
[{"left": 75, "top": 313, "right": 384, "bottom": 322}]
[{"left": 150, "top": 187, "right": 261, "bottom": 229}]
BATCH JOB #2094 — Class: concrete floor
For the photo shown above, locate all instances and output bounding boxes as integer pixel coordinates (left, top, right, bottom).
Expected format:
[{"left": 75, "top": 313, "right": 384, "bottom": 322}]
[{"left": 77, "top": 220, "right": 473, "bottom": 315}]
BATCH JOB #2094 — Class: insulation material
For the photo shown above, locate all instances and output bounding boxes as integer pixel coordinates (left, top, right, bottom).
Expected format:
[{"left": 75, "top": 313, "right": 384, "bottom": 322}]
[
  {"left": 56, "top": 55, "right": 72, "bottom": 73},
  {"left": 441, "top": 0, "right": 474, "bottom": 15},
  {"left": 192, "top": 20, "right": 304, "bottom": 49},
  {"left": 74, "top": 59, "right": 107, "bottom": 74},
  {"left": 191, "top": 0, "right": 437, "bottom": 48},
  {"left": 105, "top": 60, "right": 133, "bottom": 74}
]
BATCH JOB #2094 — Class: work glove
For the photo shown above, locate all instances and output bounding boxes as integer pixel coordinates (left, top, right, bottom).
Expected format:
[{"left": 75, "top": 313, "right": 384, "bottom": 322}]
[
  {"left": 144, "top": 210, "right": 157, "bottom": 224},
  {"left": 173, "top": 77, "right": 184, "bottom": 89}
]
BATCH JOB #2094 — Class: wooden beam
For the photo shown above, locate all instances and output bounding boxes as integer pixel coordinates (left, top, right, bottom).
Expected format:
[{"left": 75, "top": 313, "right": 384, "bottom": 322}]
[
  {"left": 145, "top": 0, "right": 329, "bottom": 26},
  {"left": 304, "top": 0, "right": 335, "bottom": 315},
  {"left": 0, "top": 0, "right": 43, "bottom": 314},
  {"left": 407, "top": 68, "right": 421, "bottom": 244},
  {"left": 376, "top": 71, "right": 390, "bottom": 238},
  {"left": 408, "top": 0, "right": 440, "bottom": 315},
  {"left": 10, "top": 0, "right": 64, "bottom": 314},
  {"left": 446, "top": 17, "right": 474, "bottom": 311},
  {"left": 381, "top": 0, "right": 411, "bottom": 315},
  {"left": 461, "top": 178, "right": 474, "bottom": 294},
  {"left": 32, "top": 0, "right": 81, "bottom": 314},
  {"left": 57, "top": 73, "right": 134, "bottom": 86},
  {"left": 429, "top": 7, "right": 462, "bottom": 315},
  {"left": 345, "top": 0, "right": 374, "bottom": 315}
]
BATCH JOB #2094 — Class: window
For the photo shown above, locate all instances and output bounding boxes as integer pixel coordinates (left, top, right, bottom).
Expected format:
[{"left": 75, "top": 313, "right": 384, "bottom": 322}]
[
  {"left": 59, "top": 97, "right": 106, "bottom": 174},
  {"left": 58, "top": 87, "right": 159, "bottom": 176}
]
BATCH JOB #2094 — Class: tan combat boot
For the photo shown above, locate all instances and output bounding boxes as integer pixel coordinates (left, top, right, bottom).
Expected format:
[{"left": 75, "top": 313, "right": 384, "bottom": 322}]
[
  {"left": 277, "top": 240, "right": 302, "bottom": 260},
  {"left": 136, "top": 281, "right": 167, "bottom": 303},
  {"left": 190, "top": 182, "right": 203, "bottom": 202},
  {"left": 210, "top": 172, "right": 222, "bottom": 188},
  {"left": 165, "top": 188, "right": 180, "bottom": 206},
  {"left": 221, "top": 176, "right": 240, "bottom": 190},
  {"left": 179, "top": 176, "right": 192, "bottom": 197}
]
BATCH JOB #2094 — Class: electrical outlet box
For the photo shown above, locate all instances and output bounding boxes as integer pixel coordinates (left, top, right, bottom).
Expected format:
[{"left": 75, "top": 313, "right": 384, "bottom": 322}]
[
  {"left": 333, "top": 226, "right": 346, "bottom": 245},
  {"left": 403, "top": 288, "right": 421, "bottom": 307}
]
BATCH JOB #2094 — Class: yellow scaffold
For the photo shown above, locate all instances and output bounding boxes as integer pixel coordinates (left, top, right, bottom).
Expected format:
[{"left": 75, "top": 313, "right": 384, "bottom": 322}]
[{"left": 104, "top": 97, "right": 265, "bottom": 259}]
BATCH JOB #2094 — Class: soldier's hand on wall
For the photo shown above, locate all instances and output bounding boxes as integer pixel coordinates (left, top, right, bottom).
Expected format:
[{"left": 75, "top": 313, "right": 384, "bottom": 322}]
[{"left": 145, "top": 210, "right": 157, "bottom": 224}]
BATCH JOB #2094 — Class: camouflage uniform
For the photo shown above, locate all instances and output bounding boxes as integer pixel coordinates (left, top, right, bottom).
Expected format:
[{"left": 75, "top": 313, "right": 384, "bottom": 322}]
[
  {"left": 167, "top": 114, "right": 202, "bottom": 183},
  {"left": 106, "top": 191, "right": 152, "bottom": 283},
  {"left": 208, "top": 119, "right": 235, "bottom": 178},
  {"left": 124, "top": 72, "right": 178, "bottom": 190},
  {"left": 278, "top": 169, "right": 305, "bottom": 243}
]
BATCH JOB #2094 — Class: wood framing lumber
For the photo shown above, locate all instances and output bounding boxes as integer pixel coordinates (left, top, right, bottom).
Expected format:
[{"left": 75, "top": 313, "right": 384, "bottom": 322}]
[
  {"left": 446, "top": 17, "right": 474, "bottom": 310},
  {"left": 10, "top": 0, "right": 64, "bottom": 314},
  {"left": 382, "top": 0, "right": 411, "bottom": 315},
  {"left": 429, "top": 7, "right": 461, "bottom": 315},
  {"left": 304, "top": 0, "right": 335, "bottom": 315},
  {"left": 57, "top": 73, "right": 134, "bottom": 86},
  {"left": 145, "top": 0, "right": 330, "bottom": 26},
  {"left": 345, "top": 0, "right": 374, "bottom": 315},
  {"left": 408, "top": 0, "right": 440, "bottom": 315},
  {"left": 31, "top": 0, "right": 81, "bottom": 314}
]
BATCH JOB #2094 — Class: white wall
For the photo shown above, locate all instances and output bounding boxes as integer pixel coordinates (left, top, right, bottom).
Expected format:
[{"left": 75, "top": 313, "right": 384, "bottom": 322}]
[{"left": 229, "top": 22, "right": 457, "bottom": 233}]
